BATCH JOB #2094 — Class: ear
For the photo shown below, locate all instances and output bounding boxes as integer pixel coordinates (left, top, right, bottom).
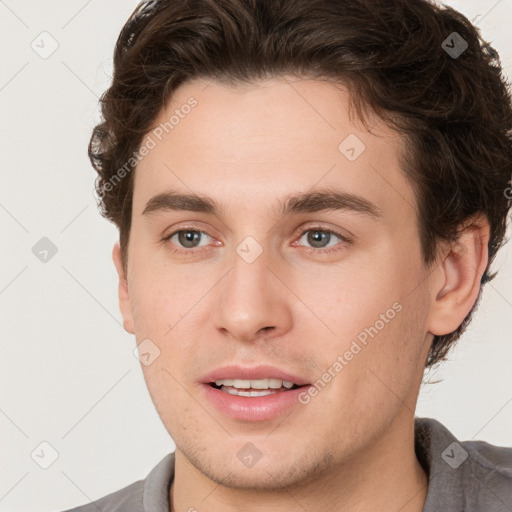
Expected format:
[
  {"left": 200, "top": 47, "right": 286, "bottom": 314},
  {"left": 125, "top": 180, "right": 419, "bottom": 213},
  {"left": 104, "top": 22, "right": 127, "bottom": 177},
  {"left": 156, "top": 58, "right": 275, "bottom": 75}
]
[
  {"left": 427, "top": 215, "right": 490, "bottom": 336},
  {"left": 112, "top": 243, "right": 135, "bottom": 334}
]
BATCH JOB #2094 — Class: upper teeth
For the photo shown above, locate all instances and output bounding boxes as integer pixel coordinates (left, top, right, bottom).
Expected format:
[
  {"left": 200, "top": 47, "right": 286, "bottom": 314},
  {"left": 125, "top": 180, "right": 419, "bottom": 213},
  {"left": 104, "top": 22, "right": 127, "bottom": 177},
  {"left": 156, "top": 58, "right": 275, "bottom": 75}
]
[{"left": 214, "top": 378, "right": 295, "bottom": 389}]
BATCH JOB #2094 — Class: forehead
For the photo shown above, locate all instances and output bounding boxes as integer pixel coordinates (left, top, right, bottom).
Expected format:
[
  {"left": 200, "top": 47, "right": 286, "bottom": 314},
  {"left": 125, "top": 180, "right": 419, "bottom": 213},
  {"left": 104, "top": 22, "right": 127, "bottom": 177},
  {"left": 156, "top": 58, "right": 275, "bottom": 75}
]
[{"left": 133, "top": 76, "right": 416, "bottom": 221}]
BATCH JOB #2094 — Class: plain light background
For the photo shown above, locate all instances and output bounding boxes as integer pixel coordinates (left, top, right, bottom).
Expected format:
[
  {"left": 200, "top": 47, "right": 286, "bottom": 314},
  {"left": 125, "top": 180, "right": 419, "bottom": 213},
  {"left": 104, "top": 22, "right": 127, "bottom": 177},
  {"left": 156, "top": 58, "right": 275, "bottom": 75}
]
[{"left": 0, "top": 1, "right": 511, "bottom": 511}]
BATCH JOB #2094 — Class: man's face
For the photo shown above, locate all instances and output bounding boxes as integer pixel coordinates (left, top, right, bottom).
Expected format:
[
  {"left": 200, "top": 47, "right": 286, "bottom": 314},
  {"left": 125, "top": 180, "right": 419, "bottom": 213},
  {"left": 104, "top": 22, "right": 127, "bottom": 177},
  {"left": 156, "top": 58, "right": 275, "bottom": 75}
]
[{"left": 117, "top": 77, "right": 435, "bottom": 489}]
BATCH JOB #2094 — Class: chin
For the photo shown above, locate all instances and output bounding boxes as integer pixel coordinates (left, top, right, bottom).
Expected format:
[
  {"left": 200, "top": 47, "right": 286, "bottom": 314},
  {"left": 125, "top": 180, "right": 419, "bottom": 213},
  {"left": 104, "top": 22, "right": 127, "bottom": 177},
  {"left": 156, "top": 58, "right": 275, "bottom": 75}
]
[{"left": 183, "top": 445, "right": 335, "bottom": 491}]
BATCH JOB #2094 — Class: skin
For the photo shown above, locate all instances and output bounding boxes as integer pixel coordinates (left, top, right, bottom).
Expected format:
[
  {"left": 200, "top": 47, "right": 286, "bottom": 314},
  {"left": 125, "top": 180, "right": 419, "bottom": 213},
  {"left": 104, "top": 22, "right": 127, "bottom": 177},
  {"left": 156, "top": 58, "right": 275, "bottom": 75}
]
[{"left": 112, "top": 76, "right": 489, "bottom": 512}]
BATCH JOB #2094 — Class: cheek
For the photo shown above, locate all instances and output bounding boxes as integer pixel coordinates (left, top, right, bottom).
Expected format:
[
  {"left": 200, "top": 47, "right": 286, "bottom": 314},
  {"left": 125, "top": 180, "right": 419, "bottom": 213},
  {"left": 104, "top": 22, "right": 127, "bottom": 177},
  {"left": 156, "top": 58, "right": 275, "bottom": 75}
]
[
  {"left": 288, "top": 260, "right": 405, "bottom": 342},
  {"left": 338, "top": 286, "right": 429, "bottom": 402},
  {"left": 312, "top": 296, "right": 428, "bottom": 434},
  {"left": 296, "top": 254, "right": 429, "bottom": 388},
  {"left": 127, "top": 261, "right": 202, "bottom": 336},
  {"left": 138, "top": 361, "right": 193, "bottom": 440}
]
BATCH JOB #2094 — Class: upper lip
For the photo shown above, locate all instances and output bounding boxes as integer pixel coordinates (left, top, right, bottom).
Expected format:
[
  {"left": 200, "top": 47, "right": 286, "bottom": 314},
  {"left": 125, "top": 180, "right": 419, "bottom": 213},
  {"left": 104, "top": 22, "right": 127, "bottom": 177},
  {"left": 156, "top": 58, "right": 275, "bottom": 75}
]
[{"left": 200, "top": 365, "right": 310, "bottom": 386}]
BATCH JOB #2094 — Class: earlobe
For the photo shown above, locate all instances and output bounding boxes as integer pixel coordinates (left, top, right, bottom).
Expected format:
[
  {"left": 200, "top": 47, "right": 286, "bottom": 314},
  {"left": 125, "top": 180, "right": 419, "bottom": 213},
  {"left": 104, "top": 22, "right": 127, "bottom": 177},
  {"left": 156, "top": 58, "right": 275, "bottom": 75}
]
[
  {"left": 427, "top": 216, "right": 490, "bottom": 336},
  {"left": 112, "top": 243, "right": 135, "bottom": 335}
]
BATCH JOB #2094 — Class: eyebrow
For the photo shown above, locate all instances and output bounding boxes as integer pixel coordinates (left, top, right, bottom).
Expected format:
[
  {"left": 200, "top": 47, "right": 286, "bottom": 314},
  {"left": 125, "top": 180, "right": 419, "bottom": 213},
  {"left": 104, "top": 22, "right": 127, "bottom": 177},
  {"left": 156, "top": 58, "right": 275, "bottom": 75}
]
[{"left": 142, "top": 188, "right": 383, "bottom": 219}]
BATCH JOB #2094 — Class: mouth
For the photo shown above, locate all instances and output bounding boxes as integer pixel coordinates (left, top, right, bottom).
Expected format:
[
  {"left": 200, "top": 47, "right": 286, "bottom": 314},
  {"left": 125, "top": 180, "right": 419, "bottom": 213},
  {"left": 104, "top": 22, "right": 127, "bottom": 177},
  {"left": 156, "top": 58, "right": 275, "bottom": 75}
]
[
  {"left": 209, "top": 378, "right": 303, "bottom": 397},
  {"left": 200, "top": 365, "right": 312, "bottom": 421}
]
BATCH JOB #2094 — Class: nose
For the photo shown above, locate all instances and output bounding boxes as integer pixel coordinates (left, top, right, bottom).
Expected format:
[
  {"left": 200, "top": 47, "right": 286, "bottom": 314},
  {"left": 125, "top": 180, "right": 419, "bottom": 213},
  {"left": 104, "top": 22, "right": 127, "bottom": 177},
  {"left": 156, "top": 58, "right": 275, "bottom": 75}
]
[{"left": 212, "top": 245, "right": 293, "bottom": 343}]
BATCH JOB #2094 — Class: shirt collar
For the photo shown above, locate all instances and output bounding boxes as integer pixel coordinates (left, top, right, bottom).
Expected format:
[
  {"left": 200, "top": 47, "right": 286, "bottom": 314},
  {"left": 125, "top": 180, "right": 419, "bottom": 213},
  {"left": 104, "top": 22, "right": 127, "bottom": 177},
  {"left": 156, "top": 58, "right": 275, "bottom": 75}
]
[{"left": 142, "top": 452, "right": 175, "bottom": 512}]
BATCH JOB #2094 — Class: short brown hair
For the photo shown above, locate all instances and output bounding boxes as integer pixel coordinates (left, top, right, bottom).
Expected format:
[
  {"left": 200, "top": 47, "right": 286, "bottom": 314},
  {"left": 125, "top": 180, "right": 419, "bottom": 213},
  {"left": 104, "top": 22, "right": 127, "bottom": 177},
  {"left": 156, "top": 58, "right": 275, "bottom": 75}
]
[{"left": 89, "top": 0, "right": 512, "bottom": 368}]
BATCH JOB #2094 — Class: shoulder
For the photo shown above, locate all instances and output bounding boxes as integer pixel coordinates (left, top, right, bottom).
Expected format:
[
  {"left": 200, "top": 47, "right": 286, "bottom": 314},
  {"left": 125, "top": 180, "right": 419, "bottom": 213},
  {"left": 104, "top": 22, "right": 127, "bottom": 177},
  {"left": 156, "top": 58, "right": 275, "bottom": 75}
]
[
  {"left": 461, "top": 436, "right": 512, "bottom": 493},
  {"left": 55, "top": 452, "right": 175, "bottom": 512},
  {"left": 415, "top": 417, "right": 512, "bottom": 512},
  {"left": 58, "top": 480, "right": 143, "bottom": 512}
]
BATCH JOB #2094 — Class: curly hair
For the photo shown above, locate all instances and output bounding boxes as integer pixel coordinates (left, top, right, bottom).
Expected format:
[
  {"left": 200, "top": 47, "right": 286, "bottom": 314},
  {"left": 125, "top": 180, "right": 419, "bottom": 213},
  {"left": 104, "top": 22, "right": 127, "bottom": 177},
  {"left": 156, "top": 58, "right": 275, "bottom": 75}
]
[{"left": 89, "top": 0, "right": 512, "bottom": 368}]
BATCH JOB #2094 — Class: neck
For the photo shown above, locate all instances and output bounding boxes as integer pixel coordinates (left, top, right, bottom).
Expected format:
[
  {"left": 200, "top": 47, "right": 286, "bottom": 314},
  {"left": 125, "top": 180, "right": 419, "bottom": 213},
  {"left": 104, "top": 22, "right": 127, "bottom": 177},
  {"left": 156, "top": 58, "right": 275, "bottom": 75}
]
[{"left": 169, "top": 412, "right": 428, "bottom": 512}]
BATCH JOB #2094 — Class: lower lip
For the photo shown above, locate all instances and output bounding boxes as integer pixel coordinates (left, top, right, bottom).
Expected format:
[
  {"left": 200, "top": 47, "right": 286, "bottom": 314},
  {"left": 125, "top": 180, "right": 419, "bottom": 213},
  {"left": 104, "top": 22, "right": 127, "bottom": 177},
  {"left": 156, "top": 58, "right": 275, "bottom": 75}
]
[{"left": 201, "top": 384, "right": 310, "bottom": 422}]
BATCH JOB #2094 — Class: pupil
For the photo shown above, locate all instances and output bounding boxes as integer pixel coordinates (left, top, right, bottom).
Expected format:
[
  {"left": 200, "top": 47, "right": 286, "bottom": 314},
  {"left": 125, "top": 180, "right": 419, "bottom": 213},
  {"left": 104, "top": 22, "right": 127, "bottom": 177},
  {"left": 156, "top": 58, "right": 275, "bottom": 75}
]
[{"left": 308, "top": 230, "right": 329, "bottom": 248}]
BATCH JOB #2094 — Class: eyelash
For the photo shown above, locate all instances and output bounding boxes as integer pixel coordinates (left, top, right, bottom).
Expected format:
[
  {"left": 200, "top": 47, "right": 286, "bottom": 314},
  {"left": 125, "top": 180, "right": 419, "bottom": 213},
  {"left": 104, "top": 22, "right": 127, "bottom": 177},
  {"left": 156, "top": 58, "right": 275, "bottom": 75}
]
[{"left": 162, "top": 225, "right": 351, "bottom": 255}]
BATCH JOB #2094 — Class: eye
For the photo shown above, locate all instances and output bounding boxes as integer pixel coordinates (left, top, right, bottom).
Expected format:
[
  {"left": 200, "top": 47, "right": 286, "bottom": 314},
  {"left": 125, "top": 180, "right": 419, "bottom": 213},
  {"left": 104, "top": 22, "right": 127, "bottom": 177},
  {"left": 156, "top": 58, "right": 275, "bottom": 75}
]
[
  {"left": 162, "top": 225, "right": 350, "bottom": 255},
  {"left": 296, "top": 227, "right": 350, "bottom": 252},
  {"left": 165, "top": 229, "right": 212, "bottom": 249}
]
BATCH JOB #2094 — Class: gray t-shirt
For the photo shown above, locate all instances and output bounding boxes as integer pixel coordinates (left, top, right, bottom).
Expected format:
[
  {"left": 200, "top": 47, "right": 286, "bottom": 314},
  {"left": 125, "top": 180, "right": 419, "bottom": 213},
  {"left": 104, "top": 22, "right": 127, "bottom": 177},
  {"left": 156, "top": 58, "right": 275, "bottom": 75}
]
[{"left": 60, "top": 417, "right": 512, "bottom": 512}]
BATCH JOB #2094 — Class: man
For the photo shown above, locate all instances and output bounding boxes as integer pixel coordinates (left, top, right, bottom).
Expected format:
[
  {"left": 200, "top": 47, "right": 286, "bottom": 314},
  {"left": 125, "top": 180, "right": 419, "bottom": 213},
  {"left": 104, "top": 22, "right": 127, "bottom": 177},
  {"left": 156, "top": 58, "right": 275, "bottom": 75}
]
[{"left": 65, "top": 0, "right": 512, "bottom": 510}]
